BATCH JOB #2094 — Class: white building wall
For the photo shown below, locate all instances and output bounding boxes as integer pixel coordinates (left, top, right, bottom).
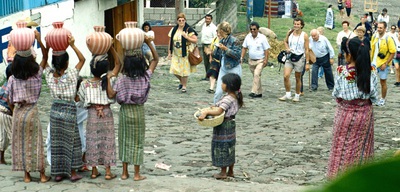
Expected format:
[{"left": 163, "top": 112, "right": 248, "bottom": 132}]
[{"left": 0, "top": 0, "right": 121, "bottom": 77}]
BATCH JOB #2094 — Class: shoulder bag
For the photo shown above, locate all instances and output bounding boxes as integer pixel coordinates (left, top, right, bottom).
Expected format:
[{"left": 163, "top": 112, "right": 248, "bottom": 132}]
[{"left": 187, "top": 28, "right": 203, "bottom": 66}]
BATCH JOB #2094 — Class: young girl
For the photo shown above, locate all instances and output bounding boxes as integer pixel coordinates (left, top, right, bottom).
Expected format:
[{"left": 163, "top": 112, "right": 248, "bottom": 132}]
[
  {"left": 78, "top": 46, "right": 120, "bottom": 180},
  {"left": 0, "top": 65, "right": 12, "bottom": 164},
  {"left": 44, "top": 35, "right": 86, "bottom": 182},
  {"left": 198, "top": 73, "right": 243, "bottom": 179},
  {"left": 106, "top": 37, "right": 158, "bottom": 181},
  {"left": 6, "top": 30, "right": 51, "bottom": 183}
]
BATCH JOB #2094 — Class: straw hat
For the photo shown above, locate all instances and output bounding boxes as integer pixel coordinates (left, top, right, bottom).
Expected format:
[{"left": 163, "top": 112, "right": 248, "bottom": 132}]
[{"left": 25, "top": 17, "right": 38, "bottom": 27}]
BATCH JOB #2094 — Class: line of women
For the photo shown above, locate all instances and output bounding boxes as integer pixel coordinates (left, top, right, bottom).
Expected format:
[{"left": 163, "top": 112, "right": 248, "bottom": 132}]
[{"left": 4, "top": 23, "right": 159, "bottom": 183}]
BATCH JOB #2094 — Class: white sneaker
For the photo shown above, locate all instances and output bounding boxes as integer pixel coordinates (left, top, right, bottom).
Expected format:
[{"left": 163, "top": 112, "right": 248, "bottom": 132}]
[
  {"left": 375, "top": 98, "right": 386, "bottom": 106},
  {"left": 279, "top": 95, "right": 292, "bottom": 101},
  {"left": 292, "top": 95, "right": 300, "bottom": 102}
]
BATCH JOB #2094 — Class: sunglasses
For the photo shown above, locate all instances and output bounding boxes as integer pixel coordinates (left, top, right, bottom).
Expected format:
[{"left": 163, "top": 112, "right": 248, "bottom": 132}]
[
  {"left": 250, "top": 28, "right": 257, "bottom": 31},
  {"left": 391, "top": 28, "right": 396, "bottom": 30}
]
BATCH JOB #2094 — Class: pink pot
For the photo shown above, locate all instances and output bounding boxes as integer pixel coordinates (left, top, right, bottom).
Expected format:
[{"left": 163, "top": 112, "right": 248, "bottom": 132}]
[
  {"left": 45, "top": 22, "right": 71, "bottom": 51},
  {"left": 116, "top": 22, "right": 145, "bottom": 50},
  {"left": 9, "top": 21, "right": 35, "bottom": 51},
  {"left": 86, "top": 26, "right": 113, "bottom": 55}
]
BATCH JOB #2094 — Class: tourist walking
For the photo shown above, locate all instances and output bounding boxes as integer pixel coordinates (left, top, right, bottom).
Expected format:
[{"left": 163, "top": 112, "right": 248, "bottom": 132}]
[
  {"left": 200, "top": 14, "right": 217, "bottom": 80},
  {"left": 370, "top": 21, "right": 396, "bottom": 106},
  {"left": 241, "top": 21, "right": 270, "bottom": 98},
  {"left": 279, "top": 18, "right": 309, "bottom": 102},
  {"left": 168, "top": 13, "right": 198, "bottom": 93}
]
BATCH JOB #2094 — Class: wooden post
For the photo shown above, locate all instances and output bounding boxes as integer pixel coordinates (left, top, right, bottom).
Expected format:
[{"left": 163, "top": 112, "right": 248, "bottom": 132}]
[{"left": 268, "top": 0, "right": 271, "bottom": 28}]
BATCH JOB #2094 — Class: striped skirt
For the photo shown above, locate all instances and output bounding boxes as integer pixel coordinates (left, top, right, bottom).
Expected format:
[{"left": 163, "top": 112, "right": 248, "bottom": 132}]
[
  {"left": 119, "top": 104, "right": 145, "bottom": 165},
  {"left": 86, "top": 105, "right": 116, "bottom": 166},
  {"left": 212, "top": 119, "right": 236, "bottom": 167},
  {"left": 50, "top": 100, "right": 82, "bottom": 176},
  {"left": 12, "top": 103, "right": 46, "bottom": 172},
  {"left": 327, "top": 99, "right": 374, "bottom": 179},
  {"left": 0, "top": 105, "right": 12, "bottom": 151}
]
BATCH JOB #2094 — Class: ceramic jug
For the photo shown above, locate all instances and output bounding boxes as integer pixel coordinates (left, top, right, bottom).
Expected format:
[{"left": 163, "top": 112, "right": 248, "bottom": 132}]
[
  {"left": 9, "top": 21, "right": 35, "bottom": 51},
  {"left": 45, "top": 22, "right": 71, "bottom": 52},
  {"left": 86, "top": 26, "right": 113, "bottom": 55},
  {"left": 116, "top": 21, "right": 145, "bottom": 50}
]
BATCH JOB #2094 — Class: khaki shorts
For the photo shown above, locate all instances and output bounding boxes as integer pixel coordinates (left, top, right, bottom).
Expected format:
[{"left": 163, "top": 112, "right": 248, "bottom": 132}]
[{"left": 284, "top": 55, "right": 305, "bottom": 72}]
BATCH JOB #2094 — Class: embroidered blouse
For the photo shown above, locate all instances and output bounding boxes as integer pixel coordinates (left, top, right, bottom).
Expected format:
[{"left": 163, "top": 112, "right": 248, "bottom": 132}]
[
  {"left": 216, "top": 94, "right": 239, "bottom": 118},
  {"left": 113, "top": 70, "right": 152, "bottom": 105},
  {"left": 6, "top": 66, "right": 43, "bottom": 104},
  {"left": 332, "top": 65, "right": 378, "bottom": 103},
  {"left": 45, "top": 67, "right": 79, "bottom": 102},
  {"left": 78, "top": 78, "right": 116, "bottom": 107}
]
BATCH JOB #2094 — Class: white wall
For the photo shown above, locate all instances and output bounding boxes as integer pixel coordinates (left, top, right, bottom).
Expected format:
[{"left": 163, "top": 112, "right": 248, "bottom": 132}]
[{"left": 0, "top": 0, "right": 120, "bottom": 77}]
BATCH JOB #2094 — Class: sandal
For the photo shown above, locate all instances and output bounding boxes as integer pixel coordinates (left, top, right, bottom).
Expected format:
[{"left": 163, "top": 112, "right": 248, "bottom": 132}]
[
  {"left": 206, "top": 89, "right": 215, "bottom": 93},
  {"left": 91, "top": 172, "right": 101, "bottom": 179},
  {"left": 181, "top": 88, "right": 187, "bottom": 93},
  {"left": 177, "top": 84, "right": 183, "bottom": 90},
  {"left": 105, "top": 173, "right": 117, "bottom": 180}
]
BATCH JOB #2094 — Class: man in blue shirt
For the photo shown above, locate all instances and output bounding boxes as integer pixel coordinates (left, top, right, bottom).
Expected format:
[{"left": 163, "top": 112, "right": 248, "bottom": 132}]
[{"left": 309, "top": 29, "right": 335, "bottom": 91}]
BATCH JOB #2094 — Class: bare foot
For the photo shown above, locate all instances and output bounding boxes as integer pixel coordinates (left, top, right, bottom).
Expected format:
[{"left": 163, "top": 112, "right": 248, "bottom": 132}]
[
  {"left": 121, "top": 173, "right": 129, "bottom": 180},
  {"left": 227, "top": 172, "right": 235, "bottom": 177},
  {"left": 213, "top": 173, "right": 227, "bottom": 179},
  {"left": 24, "top": 172, "right": 31, "bottom": 183},
  {"left": 40, "top": 176, "right": 51, "bottom": 183},
  {"left": 70, "top": 174, "right": 83, "bottom": 182},
  {"left": 133, "top": 175, "right": 147, "bottom": 181}
]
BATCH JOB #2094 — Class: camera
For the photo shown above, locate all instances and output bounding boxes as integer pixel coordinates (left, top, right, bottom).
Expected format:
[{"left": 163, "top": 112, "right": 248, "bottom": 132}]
[
  {"left": 175, "top": 41, "right": 181, "bottom": 48},
  {"left": 377, "top": 52, "right": 386, "bottom": 59}
]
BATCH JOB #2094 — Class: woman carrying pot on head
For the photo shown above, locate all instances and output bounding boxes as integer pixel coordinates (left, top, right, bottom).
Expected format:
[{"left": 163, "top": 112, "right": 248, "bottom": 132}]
[{"left": 168, "top": 13, "right": 198, "bottom": 93}]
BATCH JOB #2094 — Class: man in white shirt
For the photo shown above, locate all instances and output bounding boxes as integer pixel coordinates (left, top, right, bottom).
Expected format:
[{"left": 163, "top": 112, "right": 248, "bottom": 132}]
[
  {"left": 241, "top": 22, "right": 270, "bottom": 98},
  {"left": 309, "top": 29, "right": 335, "bottom": 91},
  {"left": 377, "top": 8, "right": 389, "bottom": 30},
  {"left": 336, "top": 21, "right": 355, "bottom": 66},
  {"left": 200, "top": 14, "right": 217, "bottom": 80}
]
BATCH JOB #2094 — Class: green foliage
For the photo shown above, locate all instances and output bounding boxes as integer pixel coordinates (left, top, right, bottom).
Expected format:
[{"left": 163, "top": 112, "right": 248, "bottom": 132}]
[
  {"left": 306, "top": 156, "right": 400, "bottom": 192},
  {"left": 235, "top": 0, "right": 344, "bottom": 47}
]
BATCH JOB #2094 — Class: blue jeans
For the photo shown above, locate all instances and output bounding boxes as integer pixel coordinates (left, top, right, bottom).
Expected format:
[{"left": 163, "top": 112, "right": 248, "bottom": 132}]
[
  {"left": 311, "top": 54, "right": 334, "bottom": 90},
  {"left": 214, "top": 57, "right": 242, "bottom": 104}
]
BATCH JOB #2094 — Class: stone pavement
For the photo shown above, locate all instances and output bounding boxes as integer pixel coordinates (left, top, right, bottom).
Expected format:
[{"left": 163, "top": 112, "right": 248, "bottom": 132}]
[{"left": 1, "top": 60, "right": 400, "bottom": 192}]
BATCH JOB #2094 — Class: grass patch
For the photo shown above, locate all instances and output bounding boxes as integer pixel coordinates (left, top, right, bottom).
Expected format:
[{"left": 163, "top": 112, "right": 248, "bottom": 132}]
[{"left": 235, "top": 0, "right": 344, "bottom": 43}]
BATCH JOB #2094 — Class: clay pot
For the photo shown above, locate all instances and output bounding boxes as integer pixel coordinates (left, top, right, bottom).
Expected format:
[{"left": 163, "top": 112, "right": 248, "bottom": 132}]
[
  {"left": 9, "top": 21, "right": 35, "bottom": 51},
  {"left": 45, "top": 22, "right": 71, "bottom": 51},
  {"left": 86, "top": 26, "right": 113, "bottom": 55},
  {"left": 116, "top": 21, "right": 145, "bottom": 50}
]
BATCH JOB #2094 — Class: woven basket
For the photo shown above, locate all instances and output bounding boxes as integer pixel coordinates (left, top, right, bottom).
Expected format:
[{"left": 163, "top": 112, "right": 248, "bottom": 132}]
[{"left": 194, "top": 107, "right": 225, "bottom": 127}]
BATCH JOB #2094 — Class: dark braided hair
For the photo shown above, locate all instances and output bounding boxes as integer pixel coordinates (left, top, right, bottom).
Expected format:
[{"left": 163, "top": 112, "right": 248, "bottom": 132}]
[
  {"left": 222, "top": 73, "right": 243, "bottom": 107},
  {"left": 341, "top": 37, "right": 371, "bottom": 93},
  {"left": 52, "top": 52, "right": 69, "bottom": 76}
]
